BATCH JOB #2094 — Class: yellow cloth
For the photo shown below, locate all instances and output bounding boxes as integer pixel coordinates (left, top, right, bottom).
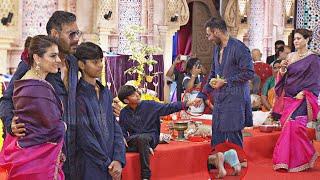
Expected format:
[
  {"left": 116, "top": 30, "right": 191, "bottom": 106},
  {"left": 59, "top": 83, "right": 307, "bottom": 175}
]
[{"left": 262, "top": 87, "right": 276, "bottom": 112}]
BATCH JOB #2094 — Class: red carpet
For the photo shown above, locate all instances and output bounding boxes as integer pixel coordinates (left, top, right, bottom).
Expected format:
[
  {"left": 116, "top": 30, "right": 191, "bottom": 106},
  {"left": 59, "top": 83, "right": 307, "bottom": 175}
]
[{"left": 244, "top": 129, "right": 320, "bottom": 180}]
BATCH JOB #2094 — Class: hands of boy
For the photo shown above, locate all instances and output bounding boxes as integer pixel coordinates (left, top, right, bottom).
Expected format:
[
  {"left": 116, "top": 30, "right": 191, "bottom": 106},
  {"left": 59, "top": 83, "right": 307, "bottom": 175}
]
[
  {"left": 112, "top": 98, "right": 121, "bottom": 117},
  {"left": 149, "top": 148, "right": 154, "bottom": 156},
  {"left": 108, "top": 161, "right": 122, "bottom": 179},
  {"left": 123, "top": 137, "right": 128, "bottom": 147}
]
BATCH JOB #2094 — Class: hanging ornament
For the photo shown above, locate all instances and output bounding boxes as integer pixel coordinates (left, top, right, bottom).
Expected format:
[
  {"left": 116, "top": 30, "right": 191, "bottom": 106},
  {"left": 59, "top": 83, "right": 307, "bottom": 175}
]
[{"left": 148, "top": 64, "right": 154, "bottom": 72}]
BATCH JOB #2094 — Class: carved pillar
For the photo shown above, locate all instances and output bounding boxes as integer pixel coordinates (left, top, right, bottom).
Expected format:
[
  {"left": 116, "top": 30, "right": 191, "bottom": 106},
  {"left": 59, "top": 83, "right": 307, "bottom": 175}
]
[
  {"left": 159, "top": 0, "right": 189, "bottom": 102},
  {"left": 22, "top": 0, "right": 58, "bottom": 40},
  {"left": 76, "top": 0, "right": 94, "bottom": 34},
  {"left": 248, "top": 0, "right": 265, "bottom": 52},
  {"left": 296, "top": 0, "right": 320, "bottom": 54},
  {"left": 0, "top": 0, "right": 20, "bottom": 74},
  {"left": 273, "top": 0, "right": 285, "bottom": 41},
  {"left": 263, "top": 0, "right": 273, "bottom": 58},
  {"left": 224, "top": 0, "right": 240, "bottom": 37},
  {"left": 157, "top": 25, "right": 177, "bottom": 102},
  {"left": 93, "top": 0, "right": 118, "bottom": 51},
  {"left": 118, "top": 0, "right": 142, "bottom": 54}
]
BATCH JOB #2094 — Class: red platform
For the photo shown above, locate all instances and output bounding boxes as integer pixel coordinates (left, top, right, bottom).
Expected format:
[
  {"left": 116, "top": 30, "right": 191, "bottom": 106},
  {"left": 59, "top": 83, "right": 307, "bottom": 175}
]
[{"left": 122, "top": 119, "right": 318, "bottom": 180}]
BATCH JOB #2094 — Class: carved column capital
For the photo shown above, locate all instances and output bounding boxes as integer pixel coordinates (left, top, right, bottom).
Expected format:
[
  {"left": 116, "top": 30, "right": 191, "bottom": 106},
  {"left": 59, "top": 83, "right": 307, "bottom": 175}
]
[{"left": 165, "top": 0, "right": 189, "bottom": 27}]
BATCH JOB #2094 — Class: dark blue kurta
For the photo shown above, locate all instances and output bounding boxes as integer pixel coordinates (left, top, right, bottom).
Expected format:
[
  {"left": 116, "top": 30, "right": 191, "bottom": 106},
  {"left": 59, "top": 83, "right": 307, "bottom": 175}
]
[
  {"left": 76, "top": 79, "right": 126, "bottom": 180},
  {"left": 119, "top": 101, "right": 184, "bottom": 149},
  {"left": 0, "top": 55, "right": 78, "bottom": 180},
  {"left": 198, "top": 37, "right": 254, "bottom": 132}
]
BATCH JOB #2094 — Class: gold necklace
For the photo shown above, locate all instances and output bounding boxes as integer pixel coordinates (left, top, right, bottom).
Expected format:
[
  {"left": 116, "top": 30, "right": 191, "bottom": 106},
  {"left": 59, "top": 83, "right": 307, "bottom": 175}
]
[
  {"left": 29, "top": 69, "right": 44, "bottom": 80},
  {"left": 297, "top": 50, "right": 309, "bottom": 57}
]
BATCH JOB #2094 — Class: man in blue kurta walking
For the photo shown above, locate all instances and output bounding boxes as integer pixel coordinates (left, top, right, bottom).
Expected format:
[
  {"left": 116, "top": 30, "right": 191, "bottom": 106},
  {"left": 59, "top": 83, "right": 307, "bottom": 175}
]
[{"left": 194, "top": 17, "right": 254, "bottom": 148}]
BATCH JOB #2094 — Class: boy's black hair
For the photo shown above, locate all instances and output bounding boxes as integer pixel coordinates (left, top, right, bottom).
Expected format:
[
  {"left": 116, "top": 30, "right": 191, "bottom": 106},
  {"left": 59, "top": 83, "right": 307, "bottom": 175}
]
[
  {"left": 118, "top": 85, "right": 137, "bottom": 104},
  {"left": 75, "top": 42, "right": 103, "bottom": 62},
  {"left": 46, "top": 11, "right": 76, "bottom": 35}
]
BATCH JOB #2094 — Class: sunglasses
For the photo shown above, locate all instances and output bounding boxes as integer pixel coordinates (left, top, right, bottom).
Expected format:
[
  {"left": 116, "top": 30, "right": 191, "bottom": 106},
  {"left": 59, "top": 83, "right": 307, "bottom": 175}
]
[{"left": 68, "top": 30, "right": 82, "bottom": 40}]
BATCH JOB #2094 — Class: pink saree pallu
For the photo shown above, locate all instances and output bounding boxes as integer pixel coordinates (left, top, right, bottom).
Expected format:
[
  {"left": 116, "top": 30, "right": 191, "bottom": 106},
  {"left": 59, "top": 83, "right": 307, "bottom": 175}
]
[
  {"left": 0, "top": 79, "right": 66, "bottom": 179},
  {"left": 0, "top": 135, "right": 64, "bottom": 180},
  {"left": 273, "top": 90, "right": 319, "bottom": 172}
]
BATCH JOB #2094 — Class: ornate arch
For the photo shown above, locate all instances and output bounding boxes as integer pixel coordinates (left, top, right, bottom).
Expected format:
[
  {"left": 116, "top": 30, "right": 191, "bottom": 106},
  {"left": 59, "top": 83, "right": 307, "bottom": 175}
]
[{"left": 186, "top": 0, "right": 219, "bottom": 17}]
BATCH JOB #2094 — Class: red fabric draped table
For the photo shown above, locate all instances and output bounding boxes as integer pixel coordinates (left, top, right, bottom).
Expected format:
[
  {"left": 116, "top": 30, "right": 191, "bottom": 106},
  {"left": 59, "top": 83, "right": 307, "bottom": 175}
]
[{"left": 122, "top": 118, "right": 317, "bottom": 180}]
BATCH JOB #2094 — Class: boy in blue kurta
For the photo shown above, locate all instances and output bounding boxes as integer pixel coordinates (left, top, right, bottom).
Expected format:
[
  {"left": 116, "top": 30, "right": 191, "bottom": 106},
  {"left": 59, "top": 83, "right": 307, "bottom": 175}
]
[
  {"left": 118, "top": 85, "right": 193, "bottom": 180},
  {"left": 75, "top": 42, "right": 126, "bottom": 180}
]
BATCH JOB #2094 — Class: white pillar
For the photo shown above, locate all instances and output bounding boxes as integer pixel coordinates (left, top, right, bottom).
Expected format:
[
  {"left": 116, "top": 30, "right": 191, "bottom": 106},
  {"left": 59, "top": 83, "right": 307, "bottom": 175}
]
[
  {"left": 0, "top": 49, "right": 8, "bottom": 74},
  {"left": 248, "top": 0, "right": 265, "bottom": 54},
  {"left": 158, "top": 25, "right": 176, "bottom": 103},
  {"left": 118, "top": 0, "right": 142, "bottom": 55}
]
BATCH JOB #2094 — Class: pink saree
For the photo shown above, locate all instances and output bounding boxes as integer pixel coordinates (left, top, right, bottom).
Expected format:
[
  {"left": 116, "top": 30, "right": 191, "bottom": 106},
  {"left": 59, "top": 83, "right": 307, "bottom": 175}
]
[
  {"left": 272, "top": 54, "right": 320, "bottom": 172},
  {"left": 273, "top": 90, "right": 319, "bottom": 172},
  {"left": 0, "top": 135, "right": 64, "bottom": 180},
  {"left": 0, "top": 79, "right": 65, "bottom": 179}
]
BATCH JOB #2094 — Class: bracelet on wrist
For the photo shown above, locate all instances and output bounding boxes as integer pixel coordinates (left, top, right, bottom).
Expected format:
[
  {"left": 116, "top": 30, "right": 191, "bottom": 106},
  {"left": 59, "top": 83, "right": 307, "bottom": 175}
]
[{"left": 279, "top": 67, "right": 287, "bottom": 74}]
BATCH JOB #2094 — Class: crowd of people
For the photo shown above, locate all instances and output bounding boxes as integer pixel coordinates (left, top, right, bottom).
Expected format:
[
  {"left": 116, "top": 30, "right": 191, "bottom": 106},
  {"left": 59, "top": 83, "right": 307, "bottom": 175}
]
[{"left": 0, "top": 10, "right": 319, "bottom": 180}]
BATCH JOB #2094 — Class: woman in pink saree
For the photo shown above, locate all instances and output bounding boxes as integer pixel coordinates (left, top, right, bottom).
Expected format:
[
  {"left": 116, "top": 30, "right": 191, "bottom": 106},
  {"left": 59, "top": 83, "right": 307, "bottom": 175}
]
[
  {"left": 272, "top": 29, "right": 320, "bottom": 172},
  {"left": 0, "top": 35, "right": 66, "bottom": 179}
]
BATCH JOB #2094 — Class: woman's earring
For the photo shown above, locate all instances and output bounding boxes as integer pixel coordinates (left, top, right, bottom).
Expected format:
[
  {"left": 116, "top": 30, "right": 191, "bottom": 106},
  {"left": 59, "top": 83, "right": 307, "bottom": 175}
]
[
  {"left": 35, "top": 62, "right": 42, "bottom": 78},
  {"left": 36, "top": 62, "right": 40, "bottom": 71}
]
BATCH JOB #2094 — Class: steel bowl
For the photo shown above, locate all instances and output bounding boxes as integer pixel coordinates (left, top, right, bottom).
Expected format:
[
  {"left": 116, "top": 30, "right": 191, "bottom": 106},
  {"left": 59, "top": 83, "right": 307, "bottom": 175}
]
[{"left": 259, "top": 125, "right": 274, "bottom": 133}]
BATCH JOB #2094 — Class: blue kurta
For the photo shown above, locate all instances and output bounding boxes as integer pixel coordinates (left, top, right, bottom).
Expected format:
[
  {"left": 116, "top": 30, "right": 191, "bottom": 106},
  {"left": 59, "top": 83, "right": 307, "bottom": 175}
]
[
  {"left": 76, "top": 79, "right": 126, "bottom": 180},
  {"left": 0, "top": 55, "right": 78, "bottom": 180},
  {"left": 119, "top": 101, "right": 184, "bottom": 149},
  {"left": 199, "top": 37, "right": 254, "bottom": 132}
]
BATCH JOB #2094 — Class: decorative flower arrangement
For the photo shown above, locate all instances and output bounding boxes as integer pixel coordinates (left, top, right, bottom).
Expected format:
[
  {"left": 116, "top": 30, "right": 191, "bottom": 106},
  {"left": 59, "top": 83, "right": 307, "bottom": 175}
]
[{"left": 123, "top": 25, "right": 162, "bottom": 102}]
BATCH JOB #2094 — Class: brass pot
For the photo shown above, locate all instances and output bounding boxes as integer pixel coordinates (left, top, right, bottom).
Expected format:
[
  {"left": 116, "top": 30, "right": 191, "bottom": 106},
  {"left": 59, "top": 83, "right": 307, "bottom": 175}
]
[{"left": 174, "top": 121, "right": 188, "bottom": 141}]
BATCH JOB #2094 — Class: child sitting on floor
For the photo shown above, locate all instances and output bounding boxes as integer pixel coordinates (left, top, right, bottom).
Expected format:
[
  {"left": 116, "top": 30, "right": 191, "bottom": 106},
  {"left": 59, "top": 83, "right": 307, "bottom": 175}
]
[
  {"left": 118, "top": 85, "right": 193, "bottom": 180},
  {"left": 208, "top": 149, "right": 244, "bottom": 179}
]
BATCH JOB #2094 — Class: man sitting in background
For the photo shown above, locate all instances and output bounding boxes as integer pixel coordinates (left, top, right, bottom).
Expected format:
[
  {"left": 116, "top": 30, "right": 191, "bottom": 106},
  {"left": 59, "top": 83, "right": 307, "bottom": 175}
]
[{"left": 266, "top": 40, "right": 285, "bottom": 65}]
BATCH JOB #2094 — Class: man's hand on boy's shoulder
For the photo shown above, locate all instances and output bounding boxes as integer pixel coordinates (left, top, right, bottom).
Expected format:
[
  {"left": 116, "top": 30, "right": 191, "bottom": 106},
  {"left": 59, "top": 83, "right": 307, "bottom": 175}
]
[
  {"left": 108, "top": 160, "right": 122, "bottom": 179},
  {"left": 123, "top": 137, "right": 128, "bottom": 147},
  {"left": 112, "top": 98, "right": 122, "bottom": 117}
]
